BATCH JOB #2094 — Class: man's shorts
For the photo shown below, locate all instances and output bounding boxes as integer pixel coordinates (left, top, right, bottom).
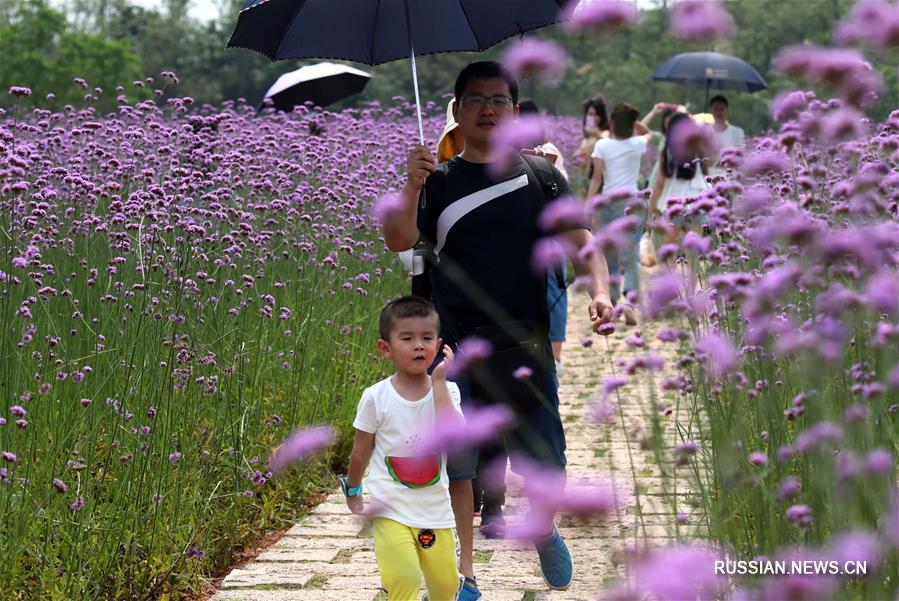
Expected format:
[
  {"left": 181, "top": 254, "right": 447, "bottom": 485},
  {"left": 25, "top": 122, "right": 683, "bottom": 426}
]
[
  {"left": 547, "top": 264, "right": 568, "bottom": 344},
  {"left": 430, "top": 340, "right": 568, "bottom": 481}
]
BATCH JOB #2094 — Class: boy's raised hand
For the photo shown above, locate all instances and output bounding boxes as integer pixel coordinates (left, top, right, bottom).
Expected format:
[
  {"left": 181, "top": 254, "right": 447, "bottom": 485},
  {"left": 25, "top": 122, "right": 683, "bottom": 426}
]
[
  {"left": 346, "top": 493, "right": 363, "bottom": 515},
  {"left": 431, "top": 344, "right": 454, "bottom": 381}
]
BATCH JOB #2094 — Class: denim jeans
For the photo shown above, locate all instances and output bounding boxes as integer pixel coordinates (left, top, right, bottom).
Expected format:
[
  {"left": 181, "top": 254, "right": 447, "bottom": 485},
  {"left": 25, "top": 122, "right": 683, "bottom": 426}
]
[
  {"left": 595, "top": 199, "right": 645, "bottom": 303},
  {"left": 547, "top": 261, "right": 568, "bottom": 343}
]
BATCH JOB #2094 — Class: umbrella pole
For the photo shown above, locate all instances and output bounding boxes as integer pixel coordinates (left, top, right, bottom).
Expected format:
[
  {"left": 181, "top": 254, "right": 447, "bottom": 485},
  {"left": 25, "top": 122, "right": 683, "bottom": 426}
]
[
  {"left": 410, "top": 50, "right": 425, "bottom": 145},
  {"left": 411, "top": 52, "right": 427, "bottom": 208},
  {"left": 404, "top": 0, "right": 428, "bottom": 208},
  {"left": 705, "top": 80, "right": 711, "bottom": 111},
  {"left": 404, "top": 0, "right": 425, "bottom": 146}
]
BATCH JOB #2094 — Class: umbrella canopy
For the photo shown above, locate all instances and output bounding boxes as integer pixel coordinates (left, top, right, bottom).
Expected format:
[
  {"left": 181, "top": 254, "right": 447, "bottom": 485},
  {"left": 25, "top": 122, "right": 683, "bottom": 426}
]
[
  {"left": 264, "top": 62, "right": 372, "bottom": 110},
  {"left": 228, "top": 0, "right": 567, "bottom": 65},
  {"left": 652, "top": 51, "right": 767, "bottom": 106},
  {"left": 227, "top": 0, "right": 567, "bottom": 143}
]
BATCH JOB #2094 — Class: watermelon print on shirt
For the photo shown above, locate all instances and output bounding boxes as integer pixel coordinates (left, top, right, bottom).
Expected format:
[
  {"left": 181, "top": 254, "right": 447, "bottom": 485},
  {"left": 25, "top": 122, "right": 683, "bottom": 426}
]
[{"left": 352, "top": 377, "right": 462, "bottom": 529}]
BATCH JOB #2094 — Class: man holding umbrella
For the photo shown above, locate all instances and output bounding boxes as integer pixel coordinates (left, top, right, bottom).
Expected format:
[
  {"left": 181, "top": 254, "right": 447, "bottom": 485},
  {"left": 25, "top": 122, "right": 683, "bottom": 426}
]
[{"left": 384, "top": 61, "right": 614, "bottom": 596}]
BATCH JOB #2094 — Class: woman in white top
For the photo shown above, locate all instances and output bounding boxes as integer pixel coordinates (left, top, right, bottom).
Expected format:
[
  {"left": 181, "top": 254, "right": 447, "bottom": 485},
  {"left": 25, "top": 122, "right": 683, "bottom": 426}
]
[
  {"left": 586, "top": 103, "right": 653, "bottom": 324},
  {"left": 649, "top": 112, "right": 710, "bottom": 245}
]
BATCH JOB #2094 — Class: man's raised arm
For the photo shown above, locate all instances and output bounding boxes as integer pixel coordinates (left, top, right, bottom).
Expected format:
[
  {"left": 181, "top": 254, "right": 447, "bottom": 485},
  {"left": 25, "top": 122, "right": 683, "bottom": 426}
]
[{"left": 383, "top": 144, "right": 436, "bottom": 252}]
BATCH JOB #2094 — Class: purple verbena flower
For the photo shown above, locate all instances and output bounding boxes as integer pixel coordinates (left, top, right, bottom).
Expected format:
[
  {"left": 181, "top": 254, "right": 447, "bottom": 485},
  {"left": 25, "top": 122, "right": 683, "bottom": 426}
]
[
  {"left": 778, "top": 475, "right": 801, "bottom": 500},
  {"left": 770, "top": 90, "right": 809, "bottom": 122},
  {"left": 694, "top": 332, "right": 739, "bottom": 380},
  {"left": 447, "top": 336, "right": 492, "bottom": 378},
  {"left": 785, "top": 504, "right": 813, "bottom": 527},
  {"left": 513, "top": 365, "right": 533, "bottom": 380},
  {"left": 538, "top": 196, "right": 588, "bottom": 231},
  {"left": 829, "top": 530, "right": 882, "bottom": 568},
  {"left": 669, "top": 0, "right": 734, "bottom": 40},
  {"left": 563, "top": 0, "right": 639, "bottom": 32},
  {"left": 634, "top": 544, "right": 727, "bottom": 601},
  {"left": 269, "top": 425, "right": 335, "bottom": 474},
  {"left": 835, "top": 0, "right": 899, "bottom": 50},
  {"left": 502, "top": 38, "right": 567, "bottom": 85},
  {"left": 418, "top": 405, "right": 513, "bottom": 455},
  {"left": 796, "top": 421, "right": 844, "bottom": 453},
  {"left": 863, "top": 448, "right": 893, "bottom": 476},
  {"left": 748, "top": 452, "right": 768, "bottom": 467}
]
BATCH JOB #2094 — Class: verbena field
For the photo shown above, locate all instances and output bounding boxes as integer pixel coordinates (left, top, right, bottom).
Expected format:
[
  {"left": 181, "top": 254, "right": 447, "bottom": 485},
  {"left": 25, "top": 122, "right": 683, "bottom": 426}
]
[{"left": 0, "top": 91, "right": 481, "bottom": 598}]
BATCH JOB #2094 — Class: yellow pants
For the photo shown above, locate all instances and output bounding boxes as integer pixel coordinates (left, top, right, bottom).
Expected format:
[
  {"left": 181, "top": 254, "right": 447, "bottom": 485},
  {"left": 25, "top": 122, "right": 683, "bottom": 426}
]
[{"left": 372, "top": 517, "right": 460, "bottom": 601}]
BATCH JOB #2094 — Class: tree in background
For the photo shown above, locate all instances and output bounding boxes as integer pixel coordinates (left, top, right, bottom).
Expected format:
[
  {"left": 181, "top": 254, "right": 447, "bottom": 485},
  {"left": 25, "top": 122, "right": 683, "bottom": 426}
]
[
  {"left": 2, "top": 0, "right": 896, "bottom": 133},
  {"left": 339, "top": 0, "right": 897, "bottom": 133},
  {"left": 0, "top": 0, "right": 147, "bottom": 111}
]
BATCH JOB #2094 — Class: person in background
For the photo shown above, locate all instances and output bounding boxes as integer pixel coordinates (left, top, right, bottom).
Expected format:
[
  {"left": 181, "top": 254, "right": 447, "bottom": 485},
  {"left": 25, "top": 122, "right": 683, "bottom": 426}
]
[
  {"left": 639, "top": 102, "right": 680, "bottom": 191},
  {"left": 518, "top": 99, "right": 569, "bottom": 373},
  {"left": 586, "top": 102, "right": 653, "bottom": 326},
  {"left": 437, "top": 98, "right": 464, "bottom": 164},
  {"left": 708, "top": 94, "right": 745, "bottom": 177},
  {"left": 648, "top": 112, "right": 710, "bottom": 246},
  {"left": 573, "top": 96, "right": 610, "bottom": 197}
]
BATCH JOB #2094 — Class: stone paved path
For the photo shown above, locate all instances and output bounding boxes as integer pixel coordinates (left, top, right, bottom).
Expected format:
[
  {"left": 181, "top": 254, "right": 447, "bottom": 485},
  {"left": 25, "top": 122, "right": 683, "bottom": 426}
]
[{"left": 211, "top": 269, "right": 705, "bottom": 601}]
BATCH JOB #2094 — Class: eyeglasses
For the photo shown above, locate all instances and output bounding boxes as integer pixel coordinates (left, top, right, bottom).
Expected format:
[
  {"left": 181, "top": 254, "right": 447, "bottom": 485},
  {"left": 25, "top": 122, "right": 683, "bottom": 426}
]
[{"left": 460, "top": 94, "right": 514, "bottom": 110}]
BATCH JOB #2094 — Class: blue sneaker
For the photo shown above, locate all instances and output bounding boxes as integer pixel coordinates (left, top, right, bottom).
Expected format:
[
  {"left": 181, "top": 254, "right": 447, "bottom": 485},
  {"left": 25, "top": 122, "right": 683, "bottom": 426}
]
[
  {"left": 456, "top": 576, "right": 482, "bottom": 601},
  {"left": 423, "top": 576, "right": 481, "bottom": 601},
  {"left": 534, "top": 528, "right": 573, "bottom": 590}
]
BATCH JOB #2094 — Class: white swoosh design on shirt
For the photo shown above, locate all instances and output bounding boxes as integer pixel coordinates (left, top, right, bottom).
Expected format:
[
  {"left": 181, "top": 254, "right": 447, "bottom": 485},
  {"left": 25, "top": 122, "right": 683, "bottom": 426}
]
[{"left": 433, "top": 174, "right": 529, "bottom": 257}]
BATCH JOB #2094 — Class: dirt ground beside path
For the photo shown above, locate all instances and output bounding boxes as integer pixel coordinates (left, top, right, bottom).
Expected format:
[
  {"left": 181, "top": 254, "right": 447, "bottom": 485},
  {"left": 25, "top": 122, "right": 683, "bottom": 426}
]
[{"left": 209, "top": 275, "right": 703, "bottom": 600}]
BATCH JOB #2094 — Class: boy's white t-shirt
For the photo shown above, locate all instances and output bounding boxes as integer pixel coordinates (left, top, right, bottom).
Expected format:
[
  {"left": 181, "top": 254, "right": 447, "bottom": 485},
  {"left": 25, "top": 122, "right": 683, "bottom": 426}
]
[
  {"left": 353, "top": 376, "right": 462, "bottom": 529},
  {"left": 591, "top": 136, "right": 648, "bottom": 193}
]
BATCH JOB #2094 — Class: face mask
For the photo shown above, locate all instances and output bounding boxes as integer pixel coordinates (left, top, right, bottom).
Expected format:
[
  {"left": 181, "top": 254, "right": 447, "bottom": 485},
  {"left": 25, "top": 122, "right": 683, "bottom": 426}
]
[{"left": 586, "top": 115, "right": 599, "bottom": 129}]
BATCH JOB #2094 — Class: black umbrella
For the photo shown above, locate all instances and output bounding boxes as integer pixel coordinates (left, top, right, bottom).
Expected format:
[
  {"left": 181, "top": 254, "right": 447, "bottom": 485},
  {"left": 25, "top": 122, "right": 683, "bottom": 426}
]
[
  {"left": 264, "top": 62, "right": 372, "bottom": 110},
  {"left": 227, "top": 0, "right": 567, "bottom": 143},
  {"left": 652, "top": 51, "right": 768, "bottom": 108}
]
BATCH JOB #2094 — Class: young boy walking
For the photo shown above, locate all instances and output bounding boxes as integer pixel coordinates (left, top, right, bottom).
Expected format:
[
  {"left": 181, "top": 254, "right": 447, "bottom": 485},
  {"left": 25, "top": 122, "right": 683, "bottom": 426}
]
[{"left": 342, "top": 295, "right": 466, "bottom": 601}]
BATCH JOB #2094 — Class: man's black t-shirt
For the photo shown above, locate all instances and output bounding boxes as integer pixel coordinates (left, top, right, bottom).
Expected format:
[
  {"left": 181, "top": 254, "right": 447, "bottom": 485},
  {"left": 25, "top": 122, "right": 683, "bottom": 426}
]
[{"left": 417, "top": 154, "right": 575, "bottom": 348}]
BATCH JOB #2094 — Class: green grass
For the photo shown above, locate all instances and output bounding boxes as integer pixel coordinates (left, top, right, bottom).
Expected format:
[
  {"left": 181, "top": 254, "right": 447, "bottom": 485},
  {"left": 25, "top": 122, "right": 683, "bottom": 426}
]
[
  {"left": 473, "top": 549, "right": 494, "bottom": 563},
  {"left": 305, "top": 574, "right": 329, "bottom": 590}
]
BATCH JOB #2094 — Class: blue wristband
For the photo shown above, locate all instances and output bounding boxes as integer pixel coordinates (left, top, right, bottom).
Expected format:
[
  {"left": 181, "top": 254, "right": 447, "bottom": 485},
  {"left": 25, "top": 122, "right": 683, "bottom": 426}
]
[{"left": 340, "top": 476, "right": 363, "bottom": 497}]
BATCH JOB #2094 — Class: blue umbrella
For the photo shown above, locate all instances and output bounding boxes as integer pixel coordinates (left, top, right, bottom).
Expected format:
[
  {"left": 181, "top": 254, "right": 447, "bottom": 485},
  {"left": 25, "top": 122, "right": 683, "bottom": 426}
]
[
  {"left": 228, "top": 0, "right": 567, "bottom": 144},
  {"left": 652, "top": 52, "right": 768, "bottom": 108}
]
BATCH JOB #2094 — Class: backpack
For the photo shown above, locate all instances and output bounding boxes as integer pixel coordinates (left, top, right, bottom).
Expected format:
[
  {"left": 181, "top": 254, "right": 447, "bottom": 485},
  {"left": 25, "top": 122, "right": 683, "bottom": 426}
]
[{"left": 411, "top": 154, "right": 564, "bottom": 300}]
